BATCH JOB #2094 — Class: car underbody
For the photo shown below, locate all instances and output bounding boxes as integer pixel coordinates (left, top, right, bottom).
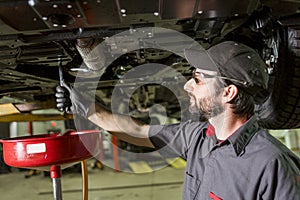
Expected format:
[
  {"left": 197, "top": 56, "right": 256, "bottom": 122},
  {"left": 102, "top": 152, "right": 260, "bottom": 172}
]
[{"left": 0, "top": 0, "right": 300, "bottom": 130}]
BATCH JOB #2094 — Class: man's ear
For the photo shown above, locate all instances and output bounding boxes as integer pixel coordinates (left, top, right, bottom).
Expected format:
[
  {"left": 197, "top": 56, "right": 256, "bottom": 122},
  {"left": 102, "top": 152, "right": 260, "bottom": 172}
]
[{"left": 223, "top": 85, "right": 238, "bottom": 103}]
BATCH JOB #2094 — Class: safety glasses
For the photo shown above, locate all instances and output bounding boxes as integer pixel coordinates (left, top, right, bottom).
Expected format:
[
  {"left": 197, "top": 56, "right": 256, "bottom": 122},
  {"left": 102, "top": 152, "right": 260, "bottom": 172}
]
[{"left": 192, "top": 70, "right": 249, "bottom": 86}]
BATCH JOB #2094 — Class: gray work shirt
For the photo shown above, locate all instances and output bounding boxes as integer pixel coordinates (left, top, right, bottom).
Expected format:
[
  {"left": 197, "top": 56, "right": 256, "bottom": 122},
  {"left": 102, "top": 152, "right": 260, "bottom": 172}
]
[{"left": 149, "top": 116, "right": 300, "bottom": 200}]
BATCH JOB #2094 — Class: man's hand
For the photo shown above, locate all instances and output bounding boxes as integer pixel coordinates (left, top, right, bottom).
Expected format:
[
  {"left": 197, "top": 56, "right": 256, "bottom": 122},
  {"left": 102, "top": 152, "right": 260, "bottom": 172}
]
[
  {"left": 55, "top": 85, "right": 72, "bottom": 113},
  {"left": 55, "top": 85, "right": 93, "bottom": 118}
]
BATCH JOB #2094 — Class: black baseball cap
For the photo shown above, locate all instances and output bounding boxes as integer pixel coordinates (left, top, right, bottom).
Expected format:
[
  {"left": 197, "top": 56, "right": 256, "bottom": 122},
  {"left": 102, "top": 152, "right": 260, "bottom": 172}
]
[{"left": 184, "top": 41, "right": 269, "bottom": 96}]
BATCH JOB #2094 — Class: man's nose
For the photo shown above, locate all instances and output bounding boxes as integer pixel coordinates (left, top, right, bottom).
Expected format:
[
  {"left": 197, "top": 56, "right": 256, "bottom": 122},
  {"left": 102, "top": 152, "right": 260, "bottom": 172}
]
[{"left": 184, "top": 79, "right": 194, "bottom": 93}]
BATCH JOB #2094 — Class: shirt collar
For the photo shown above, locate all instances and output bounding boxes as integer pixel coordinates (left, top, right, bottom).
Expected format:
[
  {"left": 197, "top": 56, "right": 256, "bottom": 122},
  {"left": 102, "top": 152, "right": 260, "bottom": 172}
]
[
  {"left": 204, "top": 115, "right": 260, "bottom": 156},
  {"left": 227, "top": 115, "right": 260, "bottom": 156}
]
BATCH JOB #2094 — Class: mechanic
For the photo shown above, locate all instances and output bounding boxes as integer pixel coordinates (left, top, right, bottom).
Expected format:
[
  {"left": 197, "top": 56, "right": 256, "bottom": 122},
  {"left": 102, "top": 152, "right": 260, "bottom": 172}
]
[{"left": 56, "top": 41, "right": 300, "bottom": 200}]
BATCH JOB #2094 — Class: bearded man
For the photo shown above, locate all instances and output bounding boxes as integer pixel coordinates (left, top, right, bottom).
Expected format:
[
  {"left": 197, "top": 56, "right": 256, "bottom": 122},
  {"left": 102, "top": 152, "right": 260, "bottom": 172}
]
[{"left": 56, "top": 41, "right": 300, "bottom": 200}]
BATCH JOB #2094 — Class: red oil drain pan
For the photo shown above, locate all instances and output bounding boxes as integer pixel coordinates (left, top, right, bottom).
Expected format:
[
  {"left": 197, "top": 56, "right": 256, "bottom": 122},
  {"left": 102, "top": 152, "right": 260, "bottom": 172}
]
[{"left": 0, "top": 130, "right": 101, "bottom": 170}]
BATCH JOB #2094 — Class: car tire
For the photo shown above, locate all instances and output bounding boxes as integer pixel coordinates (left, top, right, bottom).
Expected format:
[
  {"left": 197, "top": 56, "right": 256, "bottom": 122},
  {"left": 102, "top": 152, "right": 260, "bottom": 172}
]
[{"left": 257, "top": 24, "right": 300, "bottom": 129}]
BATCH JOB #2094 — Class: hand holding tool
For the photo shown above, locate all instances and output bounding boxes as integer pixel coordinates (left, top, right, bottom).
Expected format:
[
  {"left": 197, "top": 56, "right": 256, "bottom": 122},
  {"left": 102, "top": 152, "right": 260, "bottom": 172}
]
[{"left": 55, "top": 61, "right": 92, "bottom": 118}]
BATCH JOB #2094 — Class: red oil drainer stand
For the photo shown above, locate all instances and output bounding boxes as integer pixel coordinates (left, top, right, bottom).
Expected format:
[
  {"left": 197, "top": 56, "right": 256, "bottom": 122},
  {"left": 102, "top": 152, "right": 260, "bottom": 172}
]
[
  {"left": 50, "top": 165, "right": 63, "bottom": 200},
  {"left": 0, "top": 130, "right": 101, "bottom": 200}
]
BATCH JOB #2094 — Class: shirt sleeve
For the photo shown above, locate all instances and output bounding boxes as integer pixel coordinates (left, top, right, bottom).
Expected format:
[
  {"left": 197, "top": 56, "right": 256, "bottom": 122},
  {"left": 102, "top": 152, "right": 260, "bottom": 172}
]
[
  {"left": 148, "top": 120, "right": 208, "bottom": 159},
  {"left": 260, "top": 152, "right": 300, "bottom": 200}
]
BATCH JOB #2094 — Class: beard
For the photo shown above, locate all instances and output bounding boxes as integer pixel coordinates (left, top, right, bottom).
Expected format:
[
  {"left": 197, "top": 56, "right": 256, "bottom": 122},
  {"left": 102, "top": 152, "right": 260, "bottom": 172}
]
[{"left": 189, "top": 90, "right": 225, "bottom": 121}]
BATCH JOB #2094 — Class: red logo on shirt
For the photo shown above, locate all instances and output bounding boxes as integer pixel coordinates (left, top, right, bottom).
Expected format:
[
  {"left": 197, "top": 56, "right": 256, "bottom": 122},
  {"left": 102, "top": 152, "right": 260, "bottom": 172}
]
[{"left": 209, "top": 192, "right": 222, "bottom": 200}]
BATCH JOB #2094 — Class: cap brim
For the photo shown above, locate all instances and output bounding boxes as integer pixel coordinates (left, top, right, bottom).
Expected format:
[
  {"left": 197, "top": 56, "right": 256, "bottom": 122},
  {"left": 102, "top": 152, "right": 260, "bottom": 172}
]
[{"left": 184, "top": 48, "right": 218, "bottom": 72}]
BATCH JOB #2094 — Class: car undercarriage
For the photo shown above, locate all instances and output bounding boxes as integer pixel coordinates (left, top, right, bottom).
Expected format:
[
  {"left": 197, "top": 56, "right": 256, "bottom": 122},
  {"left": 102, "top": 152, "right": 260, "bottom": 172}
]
[{"left": 0, "top": 0, "right": 300, "bottom": 130}]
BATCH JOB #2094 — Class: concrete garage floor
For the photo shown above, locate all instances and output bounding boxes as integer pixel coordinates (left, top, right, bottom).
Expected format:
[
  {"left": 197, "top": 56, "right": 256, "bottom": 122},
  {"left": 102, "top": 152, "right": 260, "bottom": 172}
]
[{"left": 0, "top": 161, "right": 185, "bottom": 200}]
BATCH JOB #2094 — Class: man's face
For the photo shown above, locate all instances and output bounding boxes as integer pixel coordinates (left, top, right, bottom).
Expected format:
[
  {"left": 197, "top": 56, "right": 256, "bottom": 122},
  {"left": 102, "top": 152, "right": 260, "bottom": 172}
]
[{"left": 184, "top": 68, "right": 225, "bottom": 120}]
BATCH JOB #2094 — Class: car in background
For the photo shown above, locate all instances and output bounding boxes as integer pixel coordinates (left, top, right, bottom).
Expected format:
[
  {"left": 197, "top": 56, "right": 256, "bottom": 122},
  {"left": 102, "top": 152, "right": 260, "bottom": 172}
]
[{"left": 0, "top": 0, "right": 299, "bottom": 131}]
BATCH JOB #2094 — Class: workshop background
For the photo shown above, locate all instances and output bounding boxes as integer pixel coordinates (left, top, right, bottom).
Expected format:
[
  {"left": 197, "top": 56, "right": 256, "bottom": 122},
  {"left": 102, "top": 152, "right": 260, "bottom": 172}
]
[{"left": 0, "top": 107, "right": 185, "bottom": 200}]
